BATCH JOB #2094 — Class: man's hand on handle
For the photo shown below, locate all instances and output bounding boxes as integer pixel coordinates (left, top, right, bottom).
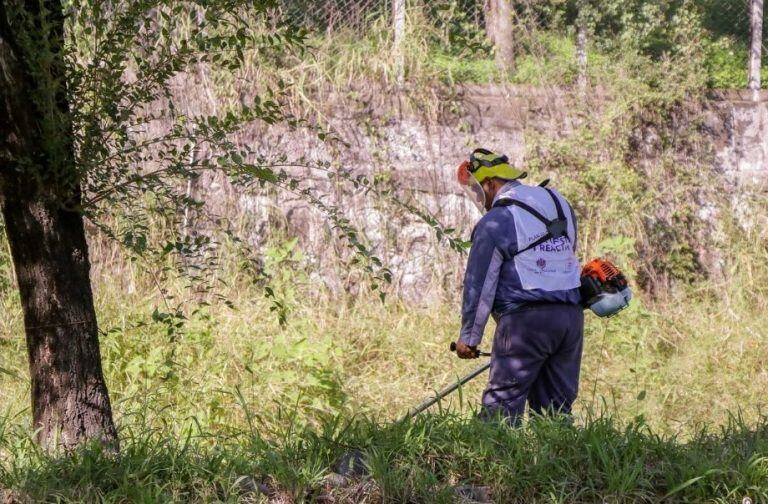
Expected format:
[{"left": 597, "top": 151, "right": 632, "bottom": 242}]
[{"left": 453, "top": 340, "right": 480, "bottom": 359}]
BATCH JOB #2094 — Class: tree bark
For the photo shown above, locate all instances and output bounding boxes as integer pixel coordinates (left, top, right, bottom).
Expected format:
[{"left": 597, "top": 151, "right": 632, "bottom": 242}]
[
  {"left": 0, "top": 180, "right": 119, "bottom": 451},
  {"left": 485, "top": 0, "right": 515, "bottom": 72},
  {"left": 0, "top": 1, "right": 118, "bottom": 451}
]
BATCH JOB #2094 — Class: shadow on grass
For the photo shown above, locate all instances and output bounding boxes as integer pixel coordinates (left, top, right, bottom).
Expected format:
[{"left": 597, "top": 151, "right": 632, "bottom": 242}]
[{"left": 1, "top": 411, "right": 767, "bottom": 502}]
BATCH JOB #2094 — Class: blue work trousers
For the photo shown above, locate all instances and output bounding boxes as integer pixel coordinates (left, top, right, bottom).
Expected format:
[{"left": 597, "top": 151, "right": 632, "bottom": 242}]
[{"left": 482, "top": 304, "right": 584, "bottom": 422}]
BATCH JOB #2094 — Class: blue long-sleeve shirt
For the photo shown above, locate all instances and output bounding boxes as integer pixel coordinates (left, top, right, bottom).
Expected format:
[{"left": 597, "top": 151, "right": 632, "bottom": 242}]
[{"left": 459, "top": 182, "right": 582, "bottom": 347}]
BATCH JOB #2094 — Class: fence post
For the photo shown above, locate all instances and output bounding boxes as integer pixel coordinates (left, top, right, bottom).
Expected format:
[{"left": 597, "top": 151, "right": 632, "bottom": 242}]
[
  {"left": 576, "top": 14, "right": 588, "bottom": 92},
  {"left": 485, "top": 0, "right": 515, "bottom": 72},
  {"left": 748, "top": 0, "right": 764, "bottom": 101},
  {"left": 393, "top": 0, "right": 406, "bottom": 85}
]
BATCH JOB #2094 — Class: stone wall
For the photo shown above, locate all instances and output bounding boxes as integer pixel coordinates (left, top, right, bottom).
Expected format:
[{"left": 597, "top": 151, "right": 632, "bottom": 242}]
[{"left": 181, "top": 84, "right": 767, "bottom": 300}]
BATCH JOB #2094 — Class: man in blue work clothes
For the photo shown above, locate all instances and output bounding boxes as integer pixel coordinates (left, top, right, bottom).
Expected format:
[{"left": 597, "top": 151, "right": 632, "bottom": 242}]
[{"left": 453, "top": 148, "right": 584, "bottom": 422}]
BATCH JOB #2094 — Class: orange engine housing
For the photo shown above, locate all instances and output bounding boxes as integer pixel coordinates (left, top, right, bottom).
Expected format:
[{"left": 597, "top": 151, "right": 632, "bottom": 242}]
[
  {"left": 581, "top": 258, "right": 626, "bottom": 286},
  {"left": 579, "top": 258, "right": 628, "bottom": 304}
]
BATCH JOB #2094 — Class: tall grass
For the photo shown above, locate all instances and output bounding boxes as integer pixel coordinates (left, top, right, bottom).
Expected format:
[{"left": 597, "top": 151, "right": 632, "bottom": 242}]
[
  {"left": 2, "top": 209, "right": 767, "bottom": 441},
  {"left": 1, "top": 411, "right": 767, "bottom": 502}
]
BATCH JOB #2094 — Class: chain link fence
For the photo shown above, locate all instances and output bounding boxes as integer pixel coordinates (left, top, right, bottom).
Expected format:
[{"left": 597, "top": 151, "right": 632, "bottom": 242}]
[
  {"left": 279, "top": 0, "right": 388, "bottom": 33},
  {"left": 277, "top": 0, "right": 766, "bottom": 88},
  {"left": 277, "top": 0, "right": 541, "bottom": 33},
  {"left": 705, "top": 0, "right": 767, "bottom": 51},
  {"left": 702, "top": 0, "right": 766, "bottom": 91}
]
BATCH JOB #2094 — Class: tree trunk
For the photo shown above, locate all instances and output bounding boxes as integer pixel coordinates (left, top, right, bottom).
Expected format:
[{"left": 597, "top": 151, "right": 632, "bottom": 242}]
[
  {"left": 0, "top": 0, "right": 118, "bottom": 451},
  {"left": 0, "top": 180, "right": 119, "bottom": 451},
  {"left": 485, "top": 0, "right": 515, "bottom": 72}
]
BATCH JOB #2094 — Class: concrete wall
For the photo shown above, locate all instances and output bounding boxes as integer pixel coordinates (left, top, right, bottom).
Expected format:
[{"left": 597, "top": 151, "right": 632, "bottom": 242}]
[{"left": 704, "top": 90, "right": 768, "bottom": 185}]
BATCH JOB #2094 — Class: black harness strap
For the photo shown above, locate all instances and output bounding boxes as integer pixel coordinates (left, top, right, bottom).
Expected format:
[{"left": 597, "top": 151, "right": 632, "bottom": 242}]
[
  {"left": 545, "top": 188, "right": 566, "bottom": 220},
  {"left": 497, "top": 198, "right": 549, "bottom": 224},
  {"left": 494, "top": 188, "right": 570, "bottom": 258}
]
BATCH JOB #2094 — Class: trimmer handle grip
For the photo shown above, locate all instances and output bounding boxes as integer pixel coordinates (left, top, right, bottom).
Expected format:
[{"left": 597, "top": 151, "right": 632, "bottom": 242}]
[{"left": 450, "top": 341, "right": 490, "bottom": 357}]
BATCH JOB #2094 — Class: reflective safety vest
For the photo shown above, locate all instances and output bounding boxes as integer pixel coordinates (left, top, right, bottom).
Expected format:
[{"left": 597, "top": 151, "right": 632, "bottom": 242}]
[{"left": 493, "top": 186, "right": 580, "bottom": 292}]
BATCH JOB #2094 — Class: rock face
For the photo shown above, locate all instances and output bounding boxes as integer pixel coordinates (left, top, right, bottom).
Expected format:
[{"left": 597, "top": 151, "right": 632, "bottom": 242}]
[{"left": 180, "top": 84, "right": 767, "bottom": 300}]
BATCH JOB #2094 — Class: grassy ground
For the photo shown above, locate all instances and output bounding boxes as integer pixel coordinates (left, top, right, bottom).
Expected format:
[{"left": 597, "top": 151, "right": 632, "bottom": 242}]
[{"left": 0, "top": 222, "right": 766, "bottom": 501}]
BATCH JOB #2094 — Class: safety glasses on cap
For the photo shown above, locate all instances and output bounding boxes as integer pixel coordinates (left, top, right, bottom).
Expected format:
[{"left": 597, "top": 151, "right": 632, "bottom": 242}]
[
  {"left": 469, "top": 150, "right": 510, "bottom": 172},
  {"left": 456, "top": 160, "right": 487, "bottom": 214},
  {"left": 467, "top": 148, "right": 528, "bottom": 184}
]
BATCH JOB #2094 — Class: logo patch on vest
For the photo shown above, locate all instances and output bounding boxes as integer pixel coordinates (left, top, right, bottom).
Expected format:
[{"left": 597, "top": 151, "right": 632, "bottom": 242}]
[{"left": 536, "top": 258, "right": 547, "bottom": 270}]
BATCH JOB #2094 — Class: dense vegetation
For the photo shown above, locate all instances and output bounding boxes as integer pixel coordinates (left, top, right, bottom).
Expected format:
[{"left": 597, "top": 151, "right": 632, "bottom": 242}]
[
  {"left": 0, "top": 0, "right": 766, "bottom": 501},
  {"left": 0, "top": 208, "right": 766, "bottom": 501}
]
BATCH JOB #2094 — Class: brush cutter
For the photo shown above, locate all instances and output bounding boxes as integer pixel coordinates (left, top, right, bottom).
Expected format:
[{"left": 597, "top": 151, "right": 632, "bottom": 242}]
[
  {"left": 335, "top": 344, "right": 492, "bottom": 477},
  {"left": 397, "top": 343, "right": 491, "bottom": 422}
]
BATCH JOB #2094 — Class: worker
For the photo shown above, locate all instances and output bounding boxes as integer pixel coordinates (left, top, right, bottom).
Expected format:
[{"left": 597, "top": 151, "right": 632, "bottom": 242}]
[{"left": 453, "top": 148, "right": 584, "bottom": 423}]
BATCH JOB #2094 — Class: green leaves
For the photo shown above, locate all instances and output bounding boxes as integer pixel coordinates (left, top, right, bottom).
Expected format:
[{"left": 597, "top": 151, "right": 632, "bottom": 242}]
[
  {"left": 240, "top": 164, "right": 278, "bottom": 183},
  {"left": 67, "top": 0, "right": 306, "bottom": 210}
]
